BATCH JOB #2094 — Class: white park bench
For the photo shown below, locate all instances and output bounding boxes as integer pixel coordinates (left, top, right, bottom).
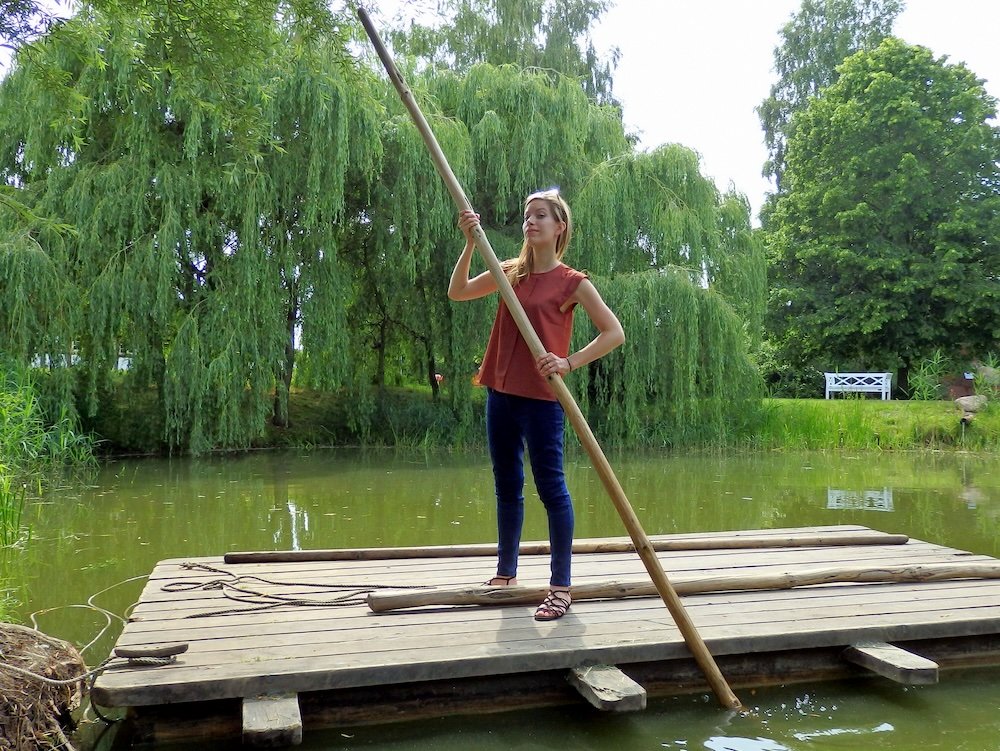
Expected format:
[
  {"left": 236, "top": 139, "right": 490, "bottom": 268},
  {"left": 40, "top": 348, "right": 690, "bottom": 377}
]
[{"left": 824, "top": 372, "right": 892, "bottom": 400}]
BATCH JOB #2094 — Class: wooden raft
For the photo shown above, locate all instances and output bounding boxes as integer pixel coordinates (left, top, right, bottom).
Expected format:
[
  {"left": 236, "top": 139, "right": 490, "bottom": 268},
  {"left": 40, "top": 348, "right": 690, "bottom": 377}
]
[{"left": 93, "top": 525, "right": 1000, "bottom": 746}]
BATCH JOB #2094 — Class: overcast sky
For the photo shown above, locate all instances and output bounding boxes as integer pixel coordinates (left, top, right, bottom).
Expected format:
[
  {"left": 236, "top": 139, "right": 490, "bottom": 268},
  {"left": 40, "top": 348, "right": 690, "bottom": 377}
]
[{"left": 588, "top": 0, "right": 1000, "bottom": 221}]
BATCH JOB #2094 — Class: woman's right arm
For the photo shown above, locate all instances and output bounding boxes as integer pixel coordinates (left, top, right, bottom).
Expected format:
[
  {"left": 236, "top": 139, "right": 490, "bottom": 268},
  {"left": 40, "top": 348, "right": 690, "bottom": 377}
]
[{"left": 448, "top": 209, "right": 499, "bottom": 301}]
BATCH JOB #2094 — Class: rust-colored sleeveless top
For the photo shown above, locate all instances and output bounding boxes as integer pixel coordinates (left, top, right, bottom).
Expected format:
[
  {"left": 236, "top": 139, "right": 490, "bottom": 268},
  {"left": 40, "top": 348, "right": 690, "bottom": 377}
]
[{"left": 476, "top": 264, "right": 588, "bottom": 401}]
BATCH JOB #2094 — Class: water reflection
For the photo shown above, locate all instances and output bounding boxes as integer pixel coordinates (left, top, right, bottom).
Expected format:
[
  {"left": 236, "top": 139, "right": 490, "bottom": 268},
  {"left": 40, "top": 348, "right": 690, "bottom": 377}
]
[
  {"left": 826, "top": 487, "right": 893, "bottom": 511},
  {"left": 792, "top": 721, "right": 893, "bottom": 741},
  {"left": 704, "top": 738, "right": 790, "bottom": 751},
  {"left": 270, "top": 500, "right": 310, "bottom": 550}
]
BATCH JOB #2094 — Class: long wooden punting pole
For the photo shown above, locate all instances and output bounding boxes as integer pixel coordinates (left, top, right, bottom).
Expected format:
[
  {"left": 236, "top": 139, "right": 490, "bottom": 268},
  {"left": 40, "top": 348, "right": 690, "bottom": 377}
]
[
  {"left": 225, "top": 530, "right": 909, "bottom": 563},
  {"left": 368, "top": 561, "right": 1000, "bottom": 612},
  {"left": 355, "top": 6, "right": 741, "bottom": 711}
]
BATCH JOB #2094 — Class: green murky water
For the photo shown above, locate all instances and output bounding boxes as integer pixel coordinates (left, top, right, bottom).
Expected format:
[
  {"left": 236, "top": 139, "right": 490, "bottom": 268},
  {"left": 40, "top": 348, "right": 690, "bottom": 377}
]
[{"left": 13, "top": 449, "right": 1000, "bottom": 750}]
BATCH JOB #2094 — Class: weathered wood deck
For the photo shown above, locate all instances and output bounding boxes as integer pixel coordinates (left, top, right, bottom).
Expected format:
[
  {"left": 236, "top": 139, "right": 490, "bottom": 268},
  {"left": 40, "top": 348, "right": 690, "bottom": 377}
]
[{"left": 94, "top": 525, "right": 1000, "bottom": 746}]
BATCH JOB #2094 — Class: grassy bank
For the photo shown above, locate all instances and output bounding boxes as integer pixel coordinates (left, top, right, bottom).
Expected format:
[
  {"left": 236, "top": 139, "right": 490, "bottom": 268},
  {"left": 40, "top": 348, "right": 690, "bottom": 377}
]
[
  {"left": 88, "top": 384, "right": 1000, "bottom": 455},
  {"left": 747, "top": 397, "right": 1000, "bottom": 452}
]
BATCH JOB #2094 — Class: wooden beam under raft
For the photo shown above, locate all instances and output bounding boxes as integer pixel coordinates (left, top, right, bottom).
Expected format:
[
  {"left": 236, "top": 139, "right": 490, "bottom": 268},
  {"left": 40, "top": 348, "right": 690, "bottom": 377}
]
[{"left": 93, "top": 525, "right": 1000, "bottom": 747}]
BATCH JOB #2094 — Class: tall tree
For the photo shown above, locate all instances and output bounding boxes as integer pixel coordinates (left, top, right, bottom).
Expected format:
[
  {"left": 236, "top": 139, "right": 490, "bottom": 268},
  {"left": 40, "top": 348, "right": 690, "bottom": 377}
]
[
  {"left": 0, "top": 1, "right": 340, "bottom": 253},
  {"left": 389, "top": 0, "right": 620, "bottom": 104},
  {"left": 766, "top": 38, "right": 1000, "bottom": 387},
  {"left": 0, "top": 10, "right": 381, "bottom": 451},
  {"left": 572, "top": 147, "right": 766, "bottom": 444},
  {"left": 1, "top": 1, "right": 333, "bottom": 56},
  {"left": 758, "top": 0, "right": 901, "bottom": 194}
]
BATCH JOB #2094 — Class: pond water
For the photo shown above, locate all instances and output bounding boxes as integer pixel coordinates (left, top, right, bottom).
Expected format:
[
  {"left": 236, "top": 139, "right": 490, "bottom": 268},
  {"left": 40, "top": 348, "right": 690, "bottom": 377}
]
[{"left": 13, "top": 448, "right": 1000, "bottom": 750}]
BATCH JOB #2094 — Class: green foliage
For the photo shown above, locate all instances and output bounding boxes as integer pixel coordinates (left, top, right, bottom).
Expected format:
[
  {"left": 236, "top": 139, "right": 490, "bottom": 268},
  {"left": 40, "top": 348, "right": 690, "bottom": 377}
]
[
  {"left": 750, "top": 398, "right": 1000, "bottom": 451},
  {"left": 388, "top": 0, "right": 619, "bottom": 104},
  {"left": 972, "top": 353, "right": 1000, "bottom": 402},
  {"left": 758, "top": 0, "right": 901, "bottom": 191},
  {"left": 766, "top": 39, "right": 1000, "bottom": 381},
  {"left": 0, "top": 0, "right": 62, "bottom": 50},
  {"left": 909, "top": 349, "right": 950, "bottom": 401},
  {"left": 0, "top": 359, "right": 95, "bottom": 613},
  {"left": 0, "top": 475, "right": 28, "bottom": 550},
  {"left": 1, "top": 10, "right": 383, "bottom": 453},
  {"left": 0, "top": 4, "right": 768, "bottom": 454},
  {"left": 0, "top": 361, "right": 95, "bottom": 474},
  {"left": 574, "top": 271, "right": 764, "bottom": 447}
]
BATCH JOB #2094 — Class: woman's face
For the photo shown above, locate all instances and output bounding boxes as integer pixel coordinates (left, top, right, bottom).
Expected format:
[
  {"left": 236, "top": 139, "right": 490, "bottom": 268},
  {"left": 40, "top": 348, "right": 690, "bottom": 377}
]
[{"left": 523, "top": 199, "right": 565, "bottom": 249}]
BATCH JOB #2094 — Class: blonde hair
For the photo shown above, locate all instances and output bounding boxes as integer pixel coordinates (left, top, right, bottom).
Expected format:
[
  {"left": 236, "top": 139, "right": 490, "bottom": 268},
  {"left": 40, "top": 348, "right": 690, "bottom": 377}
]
[{"left": 504, "top": 189, "right": 573, "bottom": 286}]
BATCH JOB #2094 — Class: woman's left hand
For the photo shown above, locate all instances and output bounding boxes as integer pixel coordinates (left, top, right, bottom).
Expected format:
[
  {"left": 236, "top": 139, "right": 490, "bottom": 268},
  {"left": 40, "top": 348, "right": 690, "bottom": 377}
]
[{"left": 536, "top": 351, "right": 572, "bottom": 378}]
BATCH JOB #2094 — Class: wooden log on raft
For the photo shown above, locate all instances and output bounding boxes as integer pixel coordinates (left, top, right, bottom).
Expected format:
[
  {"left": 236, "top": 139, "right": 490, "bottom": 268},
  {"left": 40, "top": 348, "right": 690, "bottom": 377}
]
[
  {"left": 225, "top": 530, "right": 909, "bottom": 564},
  {"left": 366, "top": 561, "right": 1000, "bottom": 613}
]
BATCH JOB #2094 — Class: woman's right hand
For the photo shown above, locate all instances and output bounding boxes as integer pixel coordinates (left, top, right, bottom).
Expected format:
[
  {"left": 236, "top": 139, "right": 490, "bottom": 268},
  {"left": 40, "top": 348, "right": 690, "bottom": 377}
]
[{"left": 458, "top": 209, "right": 481, "bottom": 245}]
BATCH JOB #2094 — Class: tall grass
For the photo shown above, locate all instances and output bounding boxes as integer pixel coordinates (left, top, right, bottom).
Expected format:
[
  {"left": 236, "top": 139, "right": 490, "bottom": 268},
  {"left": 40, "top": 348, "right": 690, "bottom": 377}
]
[
  {"left": 747, "top": 397, "right": 1000, "bottom": 451},
  {"left": 1, "top": 361, "right": 96, "bottom": 621},
  {"left": 0, "top": 472, "right": 28, "bottom": 548},
  {"left": 909, "top": 348, "right": 950, "bottom": 400}
]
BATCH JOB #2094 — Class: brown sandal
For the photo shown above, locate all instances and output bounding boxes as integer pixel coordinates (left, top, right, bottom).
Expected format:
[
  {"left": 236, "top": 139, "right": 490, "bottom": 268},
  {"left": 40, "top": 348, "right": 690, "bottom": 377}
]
[
  {"left": 484, "top": 575, "right": 517, "bottom": 586},
  {"left": 534, "top": 589, "right": 571, "bottom": 621}
]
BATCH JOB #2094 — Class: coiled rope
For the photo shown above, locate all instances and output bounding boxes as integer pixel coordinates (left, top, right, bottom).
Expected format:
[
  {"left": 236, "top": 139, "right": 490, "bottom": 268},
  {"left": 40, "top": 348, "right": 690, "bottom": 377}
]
[{"left": 168, "top": 561, "right": 430, "bottom": 618}]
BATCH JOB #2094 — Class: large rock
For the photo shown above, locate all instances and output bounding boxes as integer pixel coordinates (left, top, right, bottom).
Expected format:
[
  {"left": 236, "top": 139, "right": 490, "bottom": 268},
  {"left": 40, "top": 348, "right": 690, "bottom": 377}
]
[{"left": 955, "top": 395, "right": 988, "bottom": 413}]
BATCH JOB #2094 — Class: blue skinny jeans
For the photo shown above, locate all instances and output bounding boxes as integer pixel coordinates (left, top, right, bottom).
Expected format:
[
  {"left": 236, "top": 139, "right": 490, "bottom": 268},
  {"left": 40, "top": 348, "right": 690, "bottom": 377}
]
[{"left": 486, "top": 388, "right": 574, "bottom": 587}]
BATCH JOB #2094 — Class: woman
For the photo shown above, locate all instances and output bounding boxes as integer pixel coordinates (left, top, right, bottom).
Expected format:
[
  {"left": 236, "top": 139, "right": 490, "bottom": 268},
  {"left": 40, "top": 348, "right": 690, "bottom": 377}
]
[{"left": 448, "top": 189, "right": 624, "bottom": 621}]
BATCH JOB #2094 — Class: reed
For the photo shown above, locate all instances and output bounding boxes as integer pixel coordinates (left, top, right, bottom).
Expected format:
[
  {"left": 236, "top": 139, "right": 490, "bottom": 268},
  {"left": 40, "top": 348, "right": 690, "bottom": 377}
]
[
  {"left": 1, "top": 361, "right": 96, "bottom": 617},
  {"left": 747, "top": 398, "right": 1000, "bottom": 451},
  {"left": 0, "top": 469, "right": 27, "bottom": 623},
  {"left": 0, "top": 471, "right": 27, "bottom": 549},
  {"left": 0, "top": 362, "right": 96, "bottom": 475}
]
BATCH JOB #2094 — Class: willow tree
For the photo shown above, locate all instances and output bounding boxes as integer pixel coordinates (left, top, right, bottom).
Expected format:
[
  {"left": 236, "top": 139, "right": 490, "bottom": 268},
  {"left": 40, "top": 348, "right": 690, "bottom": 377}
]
[
  {"left": 374, "top": 61, "right": 765, "bottom": 446},
  {"left": 569, "top": 146, "right": 766, "bottom": 445},
  {"left": 389, "top": 0, "right": 619, "bottom": 104},
  {"left": 333, "top": 60, "right": 621, "bottom": 439},
  {"left": 0, "top": 11, "right": 381, "bottom": 452},
  {"left": 340, "top": 100, "right": 477, "bottom": 417},
  {"left": 1, "top": 1, "right": 340, "bottom": 233}
]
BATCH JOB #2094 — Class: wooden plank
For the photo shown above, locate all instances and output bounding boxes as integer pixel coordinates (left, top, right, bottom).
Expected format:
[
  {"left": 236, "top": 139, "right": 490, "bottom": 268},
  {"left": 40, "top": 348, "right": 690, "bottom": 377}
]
[
  {"left": 568, "top": 664, "right": 646, "bottom": 711},
  {"left": 93, "top": 598, "right": 1000, "bottom": 707},
  {"left": 842, "top": 641, "right": 939, "bottom": 684},
  {"left": 126, "top": 633, "right": 1000, "bottom": 747},
  {"left": 111, "top": 581, "right": 1000, "bottom": 653},
  {"left": 117, "top": 577, "right": 1000, "bottom": 651},
  {"left": 129, "top": 544, "right": 981, "bottom": 612},
  {"left": 106, "top": 592, "right": 1000, "bottom": 675},
  {"left": 153, "top": 525, "right": 926, "bottom": 575},
  {"left": 242, "top": 693, "right": 302, "bottom": 747},
  {"left": 154, "top": 532, "right": 950, "bottom": 580},
  {"left": 144, "top": 553, "right": 971, "bottom": 607},
  {"left": 126, "top": 579, "right": 1000, "bottom": 650},
  {"left": 114, "top": 576, "right": 1000, "bottom": 656},
  {"left": 224, "top": 530, "right": 909, "bottom": 563},
  {"left": 95, "top": 611, "right": 1000, "bottom": 710},
  {"left": 123, "top": 634, "right": 1000, "bottom": 747}
]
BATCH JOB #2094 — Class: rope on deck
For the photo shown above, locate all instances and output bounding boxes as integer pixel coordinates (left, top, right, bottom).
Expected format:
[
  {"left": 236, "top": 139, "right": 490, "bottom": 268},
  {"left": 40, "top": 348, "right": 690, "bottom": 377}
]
[
  {"left": 0, "top": 646, "right": 182, "bottom": 728},
  {"left": 168, "top": 561, "right": 431, "bottom": 618}
]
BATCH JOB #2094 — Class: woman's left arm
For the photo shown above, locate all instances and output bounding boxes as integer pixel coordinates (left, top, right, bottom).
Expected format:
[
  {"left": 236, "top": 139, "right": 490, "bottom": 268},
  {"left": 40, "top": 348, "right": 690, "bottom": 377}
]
[
  {"left": 537, "top": 279, "right": 625, "bottom": 378},
  {"left": 568, "top": 279, "right": 625, "bottom": 370}
]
